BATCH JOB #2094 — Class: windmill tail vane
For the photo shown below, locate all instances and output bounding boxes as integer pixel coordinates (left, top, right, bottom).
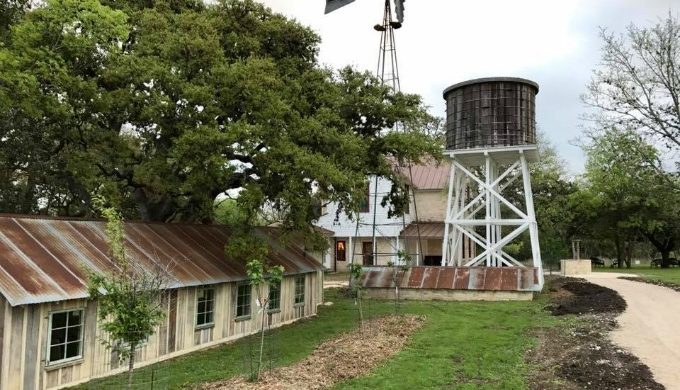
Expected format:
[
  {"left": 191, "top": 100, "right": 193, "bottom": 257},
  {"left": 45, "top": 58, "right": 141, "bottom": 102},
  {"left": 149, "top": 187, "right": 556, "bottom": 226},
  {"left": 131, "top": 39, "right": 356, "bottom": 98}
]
[{"left": 325, "top": 0, "right": 405, "bottom": 23}]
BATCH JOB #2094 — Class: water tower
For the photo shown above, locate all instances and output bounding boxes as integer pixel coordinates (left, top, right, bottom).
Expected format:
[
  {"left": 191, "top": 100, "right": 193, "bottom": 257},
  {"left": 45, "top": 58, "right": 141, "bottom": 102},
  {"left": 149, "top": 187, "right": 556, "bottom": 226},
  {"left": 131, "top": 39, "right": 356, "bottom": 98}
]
[{"left": 441, "top": 77, "right": 543, "bottom": 290}]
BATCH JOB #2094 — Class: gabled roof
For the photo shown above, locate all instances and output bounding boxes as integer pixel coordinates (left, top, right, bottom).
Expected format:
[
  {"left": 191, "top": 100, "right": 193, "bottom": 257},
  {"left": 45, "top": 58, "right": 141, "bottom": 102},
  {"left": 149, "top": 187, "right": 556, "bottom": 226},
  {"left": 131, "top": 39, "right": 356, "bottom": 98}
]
[
  {"left": 396, "top": 160, "right": 450, "bottom": 190},
  {"left": 0, "top": 215, "right": 323, "bottom": 306},
  {"left": 400, "top": 222, "right": 445, "bottom": 238}
]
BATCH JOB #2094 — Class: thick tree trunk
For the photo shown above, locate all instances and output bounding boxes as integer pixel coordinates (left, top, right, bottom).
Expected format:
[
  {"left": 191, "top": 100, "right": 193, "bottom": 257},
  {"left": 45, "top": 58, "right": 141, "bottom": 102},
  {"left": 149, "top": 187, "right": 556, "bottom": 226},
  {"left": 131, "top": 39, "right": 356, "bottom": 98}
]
[
  {"left": 661, "top": 250, "right": 671, "bottom": 269},
  {"left": 643, "top": 232, "right": 675, "bottom": 269},
  {"left": 624, "top": 241, "right": 633, "bottom": 268},
  {"left": 614, "top": 234, "right": 624, "bottom": 269},
  {"left": 20, "top": 173, "right": 35, "bottom": 214}
]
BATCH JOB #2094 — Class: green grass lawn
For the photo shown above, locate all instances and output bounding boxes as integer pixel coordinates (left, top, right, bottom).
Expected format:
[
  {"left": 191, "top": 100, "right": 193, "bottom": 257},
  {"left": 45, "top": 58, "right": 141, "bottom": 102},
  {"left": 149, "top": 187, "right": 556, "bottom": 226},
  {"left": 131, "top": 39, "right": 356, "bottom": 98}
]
[
  {"left": 77, "top": 289, "right": 556, "bottom": 390},
  {"left": 324, "top": 271, "right": 350, "bottom": 282},
  {"left": 593, "top": 266, "right": 680, "bottom": 285}
]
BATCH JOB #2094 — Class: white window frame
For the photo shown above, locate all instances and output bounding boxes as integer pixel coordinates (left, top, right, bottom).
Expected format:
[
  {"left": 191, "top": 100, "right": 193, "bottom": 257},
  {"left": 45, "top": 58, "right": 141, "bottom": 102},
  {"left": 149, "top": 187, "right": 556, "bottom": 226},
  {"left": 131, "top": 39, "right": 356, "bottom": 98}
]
[
  {"left": 235, "top": 282, "right": 251, "bottom": 320},
  {"left": 46, "top": 308, "right": 85, "bottom": 366},
  {"left": 267, "top": 281, "right": 281, "bottom": 313},
  {"left": 294, "top": 275, "right": 305, "bottom": 306},
  {"left": 195, "top": 286, "right": 216, "bottom": 329}
]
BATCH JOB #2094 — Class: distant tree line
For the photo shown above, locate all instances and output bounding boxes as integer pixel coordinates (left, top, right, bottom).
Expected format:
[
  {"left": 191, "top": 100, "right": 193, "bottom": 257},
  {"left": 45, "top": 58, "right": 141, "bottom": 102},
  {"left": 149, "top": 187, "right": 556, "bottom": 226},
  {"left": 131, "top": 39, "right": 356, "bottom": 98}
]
[{"left": 512, "top": 13, "right": 680, "bottom": 268}]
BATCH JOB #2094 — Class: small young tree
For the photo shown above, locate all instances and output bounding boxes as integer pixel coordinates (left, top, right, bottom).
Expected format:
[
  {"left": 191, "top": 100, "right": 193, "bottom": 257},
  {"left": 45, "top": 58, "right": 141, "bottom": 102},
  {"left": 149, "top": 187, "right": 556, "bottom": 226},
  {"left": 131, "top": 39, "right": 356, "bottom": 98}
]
[
  {"left": 245, "top": 258, "right": 284, "bottom": 381},
  {"left": 348, "top": 262, "right": 365, "bottom": 328},
  {"left": 387, "top": 250, "right": 412, "bottom": 314},
  {"left": 87, "top": 202, "right": 169, "bottom": 389}
]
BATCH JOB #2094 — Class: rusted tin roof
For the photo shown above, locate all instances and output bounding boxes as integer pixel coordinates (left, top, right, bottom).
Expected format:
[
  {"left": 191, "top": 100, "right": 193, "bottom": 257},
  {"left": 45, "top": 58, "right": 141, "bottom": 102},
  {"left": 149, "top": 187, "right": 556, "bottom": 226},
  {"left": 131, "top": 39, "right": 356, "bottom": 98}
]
[
  {"left": 0, "top": 215, "right": 323, "bottom": 306},
  {"left": 359, "top": 266, "right": 537, "bottom": 291},
  {"left": 397, "top": 161, "right": 450, "bottom": 190},
  {"left": 399, "top": 222, "right": 445, "bottom": 238}
]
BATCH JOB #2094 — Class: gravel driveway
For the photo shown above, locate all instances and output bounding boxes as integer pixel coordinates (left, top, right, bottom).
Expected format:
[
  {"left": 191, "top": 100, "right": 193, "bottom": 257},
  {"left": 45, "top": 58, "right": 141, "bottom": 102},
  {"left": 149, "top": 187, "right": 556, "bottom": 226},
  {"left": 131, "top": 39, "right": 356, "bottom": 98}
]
[{"left": 586, "top": 273, "right": 680, "bottom": 390}]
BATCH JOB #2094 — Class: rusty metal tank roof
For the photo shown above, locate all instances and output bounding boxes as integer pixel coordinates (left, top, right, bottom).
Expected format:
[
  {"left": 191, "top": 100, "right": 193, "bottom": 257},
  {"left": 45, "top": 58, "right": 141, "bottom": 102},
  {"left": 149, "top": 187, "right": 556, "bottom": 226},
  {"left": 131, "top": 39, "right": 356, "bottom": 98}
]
[
  {"left": 442, "top": 76, "right": 539, "bottom": 98},
  {"left": 0, "top": 215, "right": 323, "bottom": 306}
]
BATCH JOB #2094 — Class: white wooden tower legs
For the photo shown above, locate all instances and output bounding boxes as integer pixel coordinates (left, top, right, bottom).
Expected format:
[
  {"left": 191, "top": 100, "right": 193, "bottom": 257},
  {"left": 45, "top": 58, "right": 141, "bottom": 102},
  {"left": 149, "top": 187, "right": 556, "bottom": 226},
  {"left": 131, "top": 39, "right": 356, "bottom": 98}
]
[{"left": 441, "top": 149, "right": 543, "bottom": 290}]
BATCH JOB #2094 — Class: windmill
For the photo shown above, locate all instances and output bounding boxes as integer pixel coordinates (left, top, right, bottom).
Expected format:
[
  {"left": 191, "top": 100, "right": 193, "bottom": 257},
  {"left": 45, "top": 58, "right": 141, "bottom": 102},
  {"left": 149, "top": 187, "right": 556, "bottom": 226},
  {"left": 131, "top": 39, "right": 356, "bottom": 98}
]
[
  {"left": 325, "top": 0, "right": 405, "bottom": 91},
  {"left": 325, "top": 0, "right": 423, "bottom": 270}
]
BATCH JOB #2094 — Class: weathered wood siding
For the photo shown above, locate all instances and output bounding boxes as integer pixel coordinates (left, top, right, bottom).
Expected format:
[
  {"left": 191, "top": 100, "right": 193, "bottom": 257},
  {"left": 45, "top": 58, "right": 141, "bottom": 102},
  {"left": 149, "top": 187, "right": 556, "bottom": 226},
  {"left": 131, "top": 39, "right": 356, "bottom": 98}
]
[{"left": 0, "top": 271, "right": 323, "bottom": 390}]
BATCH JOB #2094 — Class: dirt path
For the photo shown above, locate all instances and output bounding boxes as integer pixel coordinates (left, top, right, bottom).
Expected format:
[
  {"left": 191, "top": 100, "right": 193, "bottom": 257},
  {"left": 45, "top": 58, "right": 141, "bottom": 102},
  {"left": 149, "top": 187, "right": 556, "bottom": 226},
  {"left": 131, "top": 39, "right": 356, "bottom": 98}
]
[{"left": 586, "top": 274, "right": 680, "bottom": 390}]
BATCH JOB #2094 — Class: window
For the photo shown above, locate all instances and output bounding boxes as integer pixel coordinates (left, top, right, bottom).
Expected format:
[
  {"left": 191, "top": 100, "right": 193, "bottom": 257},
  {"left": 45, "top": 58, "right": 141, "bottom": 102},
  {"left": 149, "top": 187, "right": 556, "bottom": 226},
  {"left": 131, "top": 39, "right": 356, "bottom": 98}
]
[
  {"left": 294, "top": 275, "right": 305, "bottom": 305},
  {"left": 335, "top": 240, "right": 346, "bottom": 262},
  {"left": 268, "top": 282, "right": 281, "bottom": 312},
  {"left": 358, "top": 182, "right": 370, "bottom": 213},
  {"left": 236, "top": 283, "right": 251, "bottom": 318},
  {"left": 48, "top": 309, "right": 84, "bottom": 365},
  {"left": 196, "top": 287, "right": 215, "bottom": 327},
  {"left": 362, "top": 241, "right": 374, "bottom": 266}
]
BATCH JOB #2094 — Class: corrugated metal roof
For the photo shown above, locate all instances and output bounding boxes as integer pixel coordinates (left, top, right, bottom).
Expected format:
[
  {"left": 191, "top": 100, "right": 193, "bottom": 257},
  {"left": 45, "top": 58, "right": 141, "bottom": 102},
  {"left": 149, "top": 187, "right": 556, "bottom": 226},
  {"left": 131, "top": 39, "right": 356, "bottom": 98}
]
[
  {"left": 397, "top": 161, "right": 450, "bottom": 190},
  {"left": 399, "top": 222, "right": 445, "bottom": 238},
  {"left": 0, "top": 216, "right": 323, "bottom": 307},
  {"left": 359, "top": 266, "right": 537, "bottom": 291}
]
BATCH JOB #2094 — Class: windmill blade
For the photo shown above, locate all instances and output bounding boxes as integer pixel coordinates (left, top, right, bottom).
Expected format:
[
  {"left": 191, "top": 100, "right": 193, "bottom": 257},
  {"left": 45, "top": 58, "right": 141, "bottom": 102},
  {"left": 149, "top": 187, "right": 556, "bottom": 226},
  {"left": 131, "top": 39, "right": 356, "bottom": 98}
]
[
  {"left": 394, "top": 0, "right": 405, "bottom": 23},
  {"left": 325, "top": 0, "right": 356, "bottom": 14}
]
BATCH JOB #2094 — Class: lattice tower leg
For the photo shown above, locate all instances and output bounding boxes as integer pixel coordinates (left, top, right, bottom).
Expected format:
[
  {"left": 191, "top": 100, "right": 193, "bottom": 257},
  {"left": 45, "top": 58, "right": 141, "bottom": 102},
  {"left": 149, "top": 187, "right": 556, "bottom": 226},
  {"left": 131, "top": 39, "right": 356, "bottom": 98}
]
[{"left": 442, "top": 151, "right": 543, "bottom": 290}]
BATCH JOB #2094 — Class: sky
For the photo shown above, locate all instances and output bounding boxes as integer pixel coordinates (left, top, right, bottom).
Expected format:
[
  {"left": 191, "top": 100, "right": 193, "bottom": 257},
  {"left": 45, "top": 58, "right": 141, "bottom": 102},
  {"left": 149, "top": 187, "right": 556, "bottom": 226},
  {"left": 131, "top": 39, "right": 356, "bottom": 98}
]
[{"left": 259, "top": 0, "right": 679, "bottom": 174}]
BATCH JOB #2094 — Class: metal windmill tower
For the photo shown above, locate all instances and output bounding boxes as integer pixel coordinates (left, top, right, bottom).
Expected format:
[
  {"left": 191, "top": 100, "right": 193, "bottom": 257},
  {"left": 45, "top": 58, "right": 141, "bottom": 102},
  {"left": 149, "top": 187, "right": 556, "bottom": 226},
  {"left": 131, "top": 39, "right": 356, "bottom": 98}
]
[
  {"left": 374, "top": 0, "right": 402, "bottom": 92},
  {"left": 325, "top": 0, "right": 405, "bottom": 92},
  {"left": 326, "top": 0, "right": 422, "bottom": 267}
]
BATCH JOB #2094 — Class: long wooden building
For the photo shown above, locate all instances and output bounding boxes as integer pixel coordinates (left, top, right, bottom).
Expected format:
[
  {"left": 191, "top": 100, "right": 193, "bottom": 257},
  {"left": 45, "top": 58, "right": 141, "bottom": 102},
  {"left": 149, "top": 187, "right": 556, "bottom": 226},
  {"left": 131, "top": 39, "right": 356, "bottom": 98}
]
[{"left": 0, "top": 215, "right": 325, "bottom": 389}]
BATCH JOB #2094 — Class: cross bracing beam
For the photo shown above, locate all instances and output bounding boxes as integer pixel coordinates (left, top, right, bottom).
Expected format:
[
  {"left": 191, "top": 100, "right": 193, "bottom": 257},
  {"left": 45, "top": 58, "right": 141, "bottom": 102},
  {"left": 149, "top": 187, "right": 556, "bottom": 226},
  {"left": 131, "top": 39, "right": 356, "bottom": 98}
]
[{"left": 442, "top": 149, "right": 544, "bottom": 291}]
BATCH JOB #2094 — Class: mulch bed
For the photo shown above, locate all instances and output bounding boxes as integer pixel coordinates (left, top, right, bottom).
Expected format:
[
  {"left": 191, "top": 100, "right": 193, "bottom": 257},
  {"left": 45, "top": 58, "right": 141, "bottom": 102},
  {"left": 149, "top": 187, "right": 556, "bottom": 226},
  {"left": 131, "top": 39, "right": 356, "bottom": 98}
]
[
  {"left": 547, "top": 278, "right": 627, "bottom": 316},
  {"left": 620, "top": 276, "right": 680, "bottom": 293},
  {"left": 200, "top": 315, "right": 425, "bottom": 390},
  {"left": 526, "top": 277, "right": 664, "bottom": 390}
]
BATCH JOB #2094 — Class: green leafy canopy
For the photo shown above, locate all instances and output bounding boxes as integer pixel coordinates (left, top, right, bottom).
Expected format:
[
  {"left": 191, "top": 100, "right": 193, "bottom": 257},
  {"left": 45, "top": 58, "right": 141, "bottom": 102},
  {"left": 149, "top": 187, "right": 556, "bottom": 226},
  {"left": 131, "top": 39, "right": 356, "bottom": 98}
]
[{"left": 0, "top": 0, "right": 441, "bottom": 231}]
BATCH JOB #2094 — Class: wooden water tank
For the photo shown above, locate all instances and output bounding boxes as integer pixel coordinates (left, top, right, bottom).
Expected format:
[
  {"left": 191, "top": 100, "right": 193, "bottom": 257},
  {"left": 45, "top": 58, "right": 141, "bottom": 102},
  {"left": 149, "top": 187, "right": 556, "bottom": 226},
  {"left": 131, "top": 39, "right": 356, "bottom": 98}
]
[{"left": 443, "top": 77, "right": 538, "bottom": 151}]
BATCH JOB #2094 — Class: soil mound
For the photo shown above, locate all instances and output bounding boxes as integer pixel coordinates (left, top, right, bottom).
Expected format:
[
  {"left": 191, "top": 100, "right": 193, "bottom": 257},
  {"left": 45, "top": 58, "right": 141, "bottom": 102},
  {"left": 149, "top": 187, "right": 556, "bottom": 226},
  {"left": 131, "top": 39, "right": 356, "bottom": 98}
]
[
  {"left": 526, "top": 277, "right": 663, "bottom": 390},
  {"left": 548, "top": 278, "right": 627, "bottom": 316}
]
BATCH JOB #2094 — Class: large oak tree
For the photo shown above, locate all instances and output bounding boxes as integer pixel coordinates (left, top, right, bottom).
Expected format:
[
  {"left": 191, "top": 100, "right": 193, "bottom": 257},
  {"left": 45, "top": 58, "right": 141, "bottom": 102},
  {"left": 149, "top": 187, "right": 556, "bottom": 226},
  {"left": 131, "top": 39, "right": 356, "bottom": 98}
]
[{"left": 0, "top": 0, "right": 440, "bottom": 228}]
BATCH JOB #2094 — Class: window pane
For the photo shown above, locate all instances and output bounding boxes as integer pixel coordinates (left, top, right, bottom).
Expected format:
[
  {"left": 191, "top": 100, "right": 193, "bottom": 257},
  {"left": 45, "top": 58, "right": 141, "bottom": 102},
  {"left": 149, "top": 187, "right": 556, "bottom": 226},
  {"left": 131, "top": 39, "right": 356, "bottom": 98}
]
[
  {"left": 236, "top": 284, "right": 251, "bottom": 317},
  {"left": 205, "top": 311, "right": 213, "bottom": 324},
  {"left": 206, "top": 288, "right": 215, "bottom": 300},
  {"left": 68, "top": 311, "right": 82, "bottom": 326},
  {"left": 52, "top": 312, "right": 67, "bottom": 329},
  {"left": 50, "top": 345, "right": 65, "bottom": 362},
  {"left": 269, "top": 283, "right": 281, "bottom": 310},
  {"left": 65, "top": 341, "right": 80, "bottom": 359},
  {"left": 205, "top": 300, "right": 214, "bottom": 313},
  {"left": 197, "top": 301, "right": 206, "bottom": 314},
  {"left": 51, "top": 328, "right": 66, "bottom": 345},
  {"left": 295, "top": 276, "right": 305, "bottom": 304},
  {"left": 67, "top": 325, "right": 81, "bottom": 343},
  {"left": 197, "top": 313, "right": 205, "bottom": 325}
]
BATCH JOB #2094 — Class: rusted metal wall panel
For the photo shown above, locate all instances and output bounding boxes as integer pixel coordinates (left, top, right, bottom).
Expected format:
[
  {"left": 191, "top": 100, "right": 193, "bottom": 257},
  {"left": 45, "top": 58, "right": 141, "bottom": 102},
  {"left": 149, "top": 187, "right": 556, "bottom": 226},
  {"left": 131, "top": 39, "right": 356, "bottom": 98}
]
[
  {"left": 361, "top": 266, "right": 538, "bottom": 292},
  {"left": 0, "top": 216, "right": 323, "bottom": 307}
]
